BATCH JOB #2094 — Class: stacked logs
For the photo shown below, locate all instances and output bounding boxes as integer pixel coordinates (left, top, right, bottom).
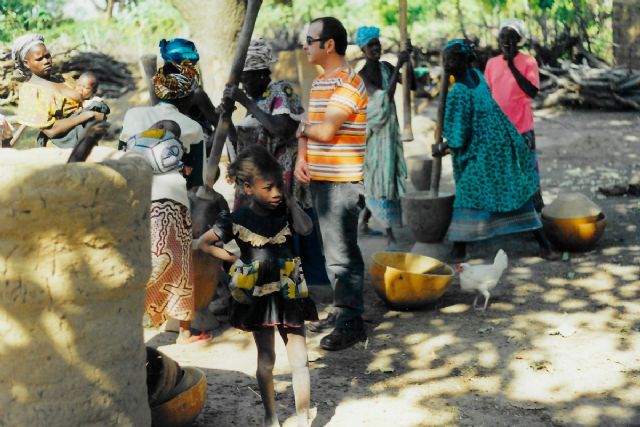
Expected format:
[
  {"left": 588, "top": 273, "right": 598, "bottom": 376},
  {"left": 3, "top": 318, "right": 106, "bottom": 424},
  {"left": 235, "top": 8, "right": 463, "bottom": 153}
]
[
  {"left": 0, "top": 47, "right": 135, "bottom": 106},
  {"left": 0, "top": 49, "right": 19, "bottom": 106},
  {"left": 534, "top": 61, "right": 640, "bottom": 111}
]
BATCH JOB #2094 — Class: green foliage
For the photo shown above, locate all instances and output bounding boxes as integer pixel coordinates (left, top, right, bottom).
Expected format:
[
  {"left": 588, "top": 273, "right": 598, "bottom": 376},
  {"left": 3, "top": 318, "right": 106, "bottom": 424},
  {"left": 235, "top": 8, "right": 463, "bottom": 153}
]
[
  {"left": 0, "top": 0, "right": 615, "bottom": 63},
  {"left": 0, "top": 0, "right": 186, "bottom": 62},
  {"left": 0, "top": 0, "right": 69, "bottom": 42}
]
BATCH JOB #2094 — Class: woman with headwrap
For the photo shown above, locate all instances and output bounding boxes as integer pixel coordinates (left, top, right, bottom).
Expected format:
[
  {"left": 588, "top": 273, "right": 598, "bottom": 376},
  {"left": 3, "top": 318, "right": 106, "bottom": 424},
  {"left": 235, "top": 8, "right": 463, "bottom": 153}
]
[
  {"left": 222, "top": 38, "right": 329, "bottom": 286},
  {"left": 355, "top": 26, "right": 411, "bottom": 246},
  {"left": 156, "top": 38, "right": 228, "bottom": 189},
  {"left": 119, "top": 61, "right": 211, "bottom": 345},
  {"left": 12, "top": 34, "right": 106, "bottom": 147},
  {"left": 433, "top": 39, "right": 557, "bottom": 261},
  {"left": 484, "top": 19, "right": 544, "bottom": 212}
]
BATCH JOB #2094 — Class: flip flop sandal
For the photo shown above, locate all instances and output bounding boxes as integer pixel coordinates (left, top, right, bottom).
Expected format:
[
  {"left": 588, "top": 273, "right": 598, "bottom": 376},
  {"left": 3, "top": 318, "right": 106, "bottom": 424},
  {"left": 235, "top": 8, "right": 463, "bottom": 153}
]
[
  {"left": 176, "top": 330, "right": 213, "bottom": 346},
  {"left": 361, "top": 229, "right": 384, "bottom": 236}
]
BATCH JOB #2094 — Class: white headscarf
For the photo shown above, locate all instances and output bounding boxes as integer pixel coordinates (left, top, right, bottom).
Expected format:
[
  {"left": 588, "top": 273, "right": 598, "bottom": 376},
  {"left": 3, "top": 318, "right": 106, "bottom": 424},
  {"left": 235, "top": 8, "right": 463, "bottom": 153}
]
[
  {"left": 243, "top": 38, "right": 277, "bottom": 72},
  {"left": 500, "top": 19, "right": 527, "bottom": 46},
  {"left": 11, "top": 34, "right": 46, "bottom": 74}
]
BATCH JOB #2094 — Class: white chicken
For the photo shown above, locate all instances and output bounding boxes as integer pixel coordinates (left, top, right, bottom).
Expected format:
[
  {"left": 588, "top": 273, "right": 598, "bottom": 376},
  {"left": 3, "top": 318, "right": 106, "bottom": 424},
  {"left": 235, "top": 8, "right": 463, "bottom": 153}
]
[{"left": 455, "top": 249, "right": 508, "bottom": 311}]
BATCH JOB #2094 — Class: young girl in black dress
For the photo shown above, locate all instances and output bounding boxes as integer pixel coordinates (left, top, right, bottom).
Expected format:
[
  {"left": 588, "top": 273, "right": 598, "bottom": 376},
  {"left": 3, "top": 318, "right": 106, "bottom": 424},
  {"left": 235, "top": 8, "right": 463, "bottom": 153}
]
[{"left": 198, "top": 144, "right": 318, "bottom": 427}]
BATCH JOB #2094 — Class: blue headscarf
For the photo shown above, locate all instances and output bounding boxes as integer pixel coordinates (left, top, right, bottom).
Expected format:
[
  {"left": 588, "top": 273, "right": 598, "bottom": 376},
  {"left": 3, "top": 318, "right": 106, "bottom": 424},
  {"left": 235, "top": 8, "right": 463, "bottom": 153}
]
[
  {"left": 444, "top": 39, "right": 471, "bottom": 55},
  {"left": 355, "top": 26, "right": 380, "bottom": 49},
  {"left": 444, "top": 38, "right": 475, "bottom": 60},
  {"left": 160, "top": 38, "right": 200, "bottom": 65}
]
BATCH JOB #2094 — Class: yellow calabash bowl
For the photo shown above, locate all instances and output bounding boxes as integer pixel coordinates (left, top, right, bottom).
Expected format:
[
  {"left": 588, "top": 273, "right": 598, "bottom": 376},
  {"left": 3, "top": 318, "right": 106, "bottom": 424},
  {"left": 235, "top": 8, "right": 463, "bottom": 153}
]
[
  {"left": 151, "top": 367, "right": 207, "bottom": 427},
  {"left": 541, "top": 212, "right": 606, "bottom": 251},
  {"left": 370, "top": 252, "right": 454, "bottom": 309}
]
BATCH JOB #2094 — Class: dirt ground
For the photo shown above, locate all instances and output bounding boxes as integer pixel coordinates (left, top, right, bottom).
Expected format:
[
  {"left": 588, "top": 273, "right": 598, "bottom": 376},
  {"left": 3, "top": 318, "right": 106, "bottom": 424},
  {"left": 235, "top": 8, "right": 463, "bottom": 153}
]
[{"left": 136, "top": 102, "right": 640, "bottom": 427}]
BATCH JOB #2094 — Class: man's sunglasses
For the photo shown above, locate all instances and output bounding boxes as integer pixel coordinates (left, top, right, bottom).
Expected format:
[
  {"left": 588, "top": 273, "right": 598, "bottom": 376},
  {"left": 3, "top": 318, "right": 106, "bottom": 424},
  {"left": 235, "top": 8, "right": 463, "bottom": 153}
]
[{"left": 305, "top": 36, "right": 328, "bottom": 45}]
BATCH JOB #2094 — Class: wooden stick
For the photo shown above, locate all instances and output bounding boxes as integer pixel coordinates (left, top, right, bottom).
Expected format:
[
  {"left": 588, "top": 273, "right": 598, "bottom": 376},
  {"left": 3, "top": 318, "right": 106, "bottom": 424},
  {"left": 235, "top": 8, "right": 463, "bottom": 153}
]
[
  {"left": 140, "top": 54, "right": 159, "bottom": 106},
  {"left": 8, "top": 124, "right": 26, "bottom": 148},
  {"left": 399, "top": 0, "right": 414, "bottom": 142},
  {"left": 429, "top": 67, "right": 450, "bottom": 198},
  {"left": 200, "top": 0, "right": 263, "bottom": 197}
]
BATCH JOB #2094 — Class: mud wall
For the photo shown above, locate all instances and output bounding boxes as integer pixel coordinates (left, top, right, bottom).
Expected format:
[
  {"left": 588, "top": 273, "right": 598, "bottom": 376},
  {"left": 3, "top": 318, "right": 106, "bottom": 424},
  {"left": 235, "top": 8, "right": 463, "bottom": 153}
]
[{"left": 0, "top": 148, "right": 152, "bottom": 426}]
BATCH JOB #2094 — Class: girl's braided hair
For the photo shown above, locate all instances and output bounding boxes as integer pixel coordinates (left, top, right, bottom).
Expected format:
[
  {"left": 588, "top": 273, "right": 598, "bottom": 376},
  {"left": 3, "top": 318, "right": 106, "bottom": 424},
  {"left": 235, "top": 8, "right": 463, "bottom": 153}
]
[{"left": 227, "top": 144, "right": 283, "bottom": 186}]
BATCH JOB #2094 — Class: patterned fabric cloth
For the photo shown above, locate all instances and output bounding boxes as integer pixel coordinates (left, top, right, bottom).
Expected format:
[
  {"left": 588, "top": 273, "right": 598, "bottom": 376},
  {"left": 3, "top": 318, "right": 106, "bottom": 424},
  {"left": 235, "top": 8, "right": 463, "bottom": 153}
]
[
  {"left": 362, "top": 62, "right": 406, "bottom": 227},
  {"left": 11, "top": 33, "right": 45, "bottom": 75},
  {"left": 355, "top": 26, "right": 380, "bottom": 48},
  {"left": 443, "top": 69, "right": 538, "bottom": 212},
  {"left": 307, "top": 67, "right": 368, "bottom": 182},
  {"left": 160, "top": 38, "right": 200, "bottom": 65},
  {"left": 214, "top": 206, "right": 309, "bottom": 303},
  {"left": 243, "top": 38, "right": 277, "bottom": 72},
  {"left": 213, "top": 206, "right": 318, "bottom": 331},
  {"left": 235, "top": 80, "right": 310, "bottom": 208},
  {"left": 145, "top": 199, "right": 195, "bottom": 326},
  {"left": 17, "top": 82, "right": 80, "bottom": 128},
  {"left": 152, "top": 60, "right": 200, "bottom": 100},
  {"left": 448, "top": 198, "right": 542, "bottom": 242},
  {"left": 484, "top": 52, "right": 539, "bottom": 134}
]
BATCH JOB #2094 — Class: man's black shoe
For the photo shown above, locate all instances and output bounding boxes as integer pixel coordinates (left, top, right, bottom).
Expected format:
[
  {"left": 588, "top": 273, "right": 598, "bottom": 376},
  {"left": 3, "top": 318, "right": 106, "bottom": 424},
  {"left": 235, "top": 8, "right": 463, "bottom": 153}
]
[
  {"left": 320, "top": 326, "right": 367, "bottom": 351},
  {"left": 307, "top": 312, "right": 337, "bottom": 333}
]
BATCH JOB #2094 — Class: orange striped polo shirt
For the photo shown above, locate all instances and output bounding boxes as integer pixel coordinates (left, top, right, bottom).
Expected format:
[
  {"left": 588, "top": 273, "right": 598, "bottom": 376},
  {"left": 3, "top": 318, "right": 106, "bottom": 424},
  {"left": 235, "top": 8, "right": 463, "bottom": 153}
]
[{"left": 307, "top": 67, "right": 368, "bottom": 182}]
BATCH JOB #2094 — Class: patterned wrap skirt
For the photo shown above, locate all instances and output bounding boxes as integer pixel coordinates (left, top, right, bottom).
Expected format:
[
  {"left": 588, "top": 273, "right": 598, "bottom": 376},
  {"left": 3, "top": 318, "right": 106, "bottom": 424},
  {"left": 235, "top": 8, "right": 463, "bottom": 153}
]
[
  {"left": 145, "top": 199, "right": 195, "bottom": 326},
  {"left": 227, "top": 257, "right": 318, "bottom": 331},
  {"left": 447, "top": 198, "right": 542, "bottom": 242}
]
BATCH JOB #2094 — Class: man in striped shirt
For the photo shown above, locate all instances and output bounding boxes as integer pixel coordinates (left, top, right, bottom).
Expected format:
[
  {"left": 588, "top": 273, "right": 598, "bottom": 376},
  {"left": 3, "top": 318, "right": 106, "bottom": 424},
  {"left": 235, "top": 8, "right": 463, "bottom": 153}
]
[{"left": 295, "top": 16, "right": 368, "bottom": 351}]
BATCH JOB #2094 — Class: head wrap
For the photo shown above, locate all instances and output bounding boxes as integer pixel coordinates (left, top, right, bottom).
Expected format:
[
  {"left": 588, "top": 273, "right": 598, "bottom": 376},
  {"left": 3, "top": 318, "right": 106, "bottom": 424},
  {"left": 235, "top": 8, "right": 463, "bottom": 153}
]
[
  {"left": 152, "top": 60, "right": 200, "bottom": 100},
  {"left": 159, "top": 38, "right": 200, "bottom": 65},
  {"left": 11, "top": 34, "right": 46, "bottom": 74},
  {"left": 243, "top": 38, "right": 277, "bottom": 72},
  {"left": 444, "top": 39, "right": 474, "bottom": 57},
  {"left": 500, "top": 18, "right": 527, "bottom": 46},
  {"left": 355, "top": 26, "right": 380, "bottom": 49}
]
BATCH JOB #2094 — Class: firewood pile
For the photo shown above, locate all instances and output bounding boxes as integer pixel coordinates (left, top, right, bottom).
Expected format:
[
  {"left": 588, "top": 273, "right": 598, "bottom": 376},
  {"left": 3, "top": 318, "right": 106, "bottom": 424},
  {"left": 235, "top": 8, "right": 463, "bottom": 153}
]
[
  {"left": 534, "top": 61, "right": 640, "bottom": 111},
  {"left": 0, "top": 47, "right": 135, "bottom": 107}
]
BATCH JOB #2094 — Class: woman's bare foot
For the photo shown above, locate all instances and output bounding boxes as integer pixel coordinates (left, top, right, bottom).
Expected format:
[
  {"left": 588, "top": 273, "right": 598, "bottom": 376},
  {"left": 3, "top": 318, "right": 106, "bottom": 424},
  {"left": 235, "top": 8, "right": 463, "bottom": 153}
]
[{"left": 176, "top": 330, "right": 212, "bottom": 345}]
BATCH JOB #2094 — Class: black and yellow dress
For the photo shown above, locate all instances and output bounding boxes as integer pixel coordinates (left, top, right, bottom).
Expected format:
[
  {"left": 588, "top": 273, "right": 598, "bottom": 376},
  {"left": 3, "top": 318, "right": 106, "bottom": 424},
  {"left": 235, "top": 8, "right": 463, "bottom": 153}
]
[{"left": 213, "top": 204, "right": 318, "bottom": 331}]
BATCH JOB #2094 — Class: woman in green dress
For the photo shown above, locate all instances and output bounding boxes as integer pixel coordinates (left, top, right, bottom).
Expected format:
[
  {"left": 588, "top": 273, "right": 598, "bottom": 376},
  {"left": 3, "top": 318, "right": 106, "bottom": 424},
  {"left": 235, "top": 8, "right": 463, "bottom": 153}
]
[{"left": 434, "top": 39, "right": 557, "bottom": 260}]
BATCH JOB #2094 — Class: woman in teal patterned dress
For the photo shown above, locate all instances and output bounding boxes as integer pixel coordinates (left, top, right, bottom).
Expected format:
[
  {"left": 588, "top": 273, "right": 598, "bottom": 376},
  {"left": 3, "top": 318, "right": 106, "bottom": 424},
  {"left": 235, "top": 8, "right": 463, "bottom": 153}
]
[{"left": 433, "top": 39, "right": 557, "bottom": 260}]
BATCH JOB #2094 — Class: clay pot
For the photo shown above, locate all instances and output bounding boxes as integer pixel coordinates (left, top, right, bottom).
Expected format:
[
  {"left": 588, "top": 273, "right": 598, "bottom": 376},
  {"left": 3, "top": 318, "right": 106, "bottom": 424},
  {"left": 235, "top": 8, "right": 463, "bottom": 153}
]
[
  {"left": 542, "top": 212, "right": 606, "bottom": 251},
  {"left": 151, "top": 367, "right": 207, "bottom": 427},
  {"left": 405, "top": 155, "right": 432, "bottom": 191},
  {"left": 370, "top": 252, "right": 454, "bottom": 309},
  {"left": 401, "top": 192, "right": 454, "bottom": 243},
  {"left": 541, "top": 192, "right": 605, "bottom": 251},
  {"left": 189, "top": 191, "right": 222, "bottom": 311}
]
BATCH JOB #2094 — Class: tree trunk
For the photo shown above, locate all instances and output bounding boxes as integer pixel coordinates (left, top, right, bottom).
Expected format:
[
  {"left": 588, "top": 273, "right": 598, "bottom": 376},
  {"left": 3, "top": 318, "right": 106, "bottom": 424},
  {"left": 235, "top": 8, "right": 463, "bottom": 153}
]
[
  {"left": 105, "top": 0, "right": 116, "bottom": 22},
  {"left": 613, "top": 0, "right": 640, "bottom": 69},
  {"left": 170, "top": 0, "right": 246, "bottom": 101}
]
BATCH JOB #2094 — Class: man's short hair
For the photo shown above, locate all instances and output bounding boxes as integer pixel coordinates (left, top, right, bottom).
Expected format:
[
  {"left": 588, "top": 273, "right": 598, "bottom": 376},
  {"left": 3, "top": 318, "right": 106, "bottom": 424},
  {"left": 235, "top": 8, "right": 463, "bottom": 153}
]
[{"left": 311, "top": 17, "right": 348, "bottom": 56}]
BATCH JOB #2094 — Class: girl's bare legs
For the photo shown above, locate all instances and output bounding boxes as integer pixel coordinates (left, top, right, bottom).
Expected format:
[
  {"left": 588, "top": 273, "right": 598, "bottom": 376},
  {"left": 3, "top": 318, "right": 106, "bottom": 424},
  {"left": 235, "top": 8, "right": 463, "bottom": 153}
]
[
  {"left": 279, "top": 326, "right": 310, "bottom": 427},
  {"left": 253, "top": 328, "right": 280, "bottom": 427}
]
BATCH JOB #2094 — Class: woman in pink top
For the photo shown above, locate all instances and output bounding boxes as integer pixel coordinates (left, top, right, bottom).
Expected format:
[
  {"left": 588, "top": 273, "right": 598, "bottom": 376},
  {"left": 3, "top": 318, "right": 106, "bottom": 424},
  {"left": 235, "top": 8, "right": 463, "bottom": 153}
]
[{"left": 484, "top": 19, "right": 544, "bottom": 212}]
